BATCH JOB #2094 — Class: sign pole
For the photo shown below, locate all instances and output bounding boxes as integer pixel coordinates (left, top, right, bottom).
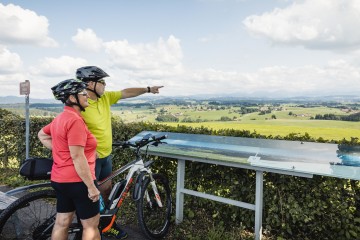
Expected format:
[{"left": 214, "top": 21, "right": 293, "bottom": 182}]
[
  {"left": 25, "top": 94, "right": 30, "bottom": 159},
  {"left": 20, "top": 80, "right": 30, "bottom": 159}
]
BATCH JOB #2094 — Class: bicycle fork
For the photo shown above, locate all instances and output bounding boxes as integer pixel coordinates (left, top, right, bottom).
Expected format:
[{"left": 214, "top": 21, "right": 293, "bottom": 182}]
[{"left": 146, "top": 173, "right": 163, "bottom": 208}]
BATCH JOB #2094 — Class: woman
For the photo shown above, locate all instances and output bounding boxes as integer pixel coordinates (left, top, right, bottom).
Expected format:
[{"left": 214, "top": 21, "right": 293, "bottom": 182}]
[{"left": 38, "top": 79, "right": 100, "bottom": 240}]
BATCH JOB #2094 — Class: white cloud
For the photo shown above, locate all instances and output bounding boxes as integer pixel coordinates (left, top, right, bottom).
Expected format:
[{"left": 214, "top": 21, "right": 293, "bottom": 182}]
[
  {"left": 0, "top": 73, "right": 27, "bottom": 96},
  {"left": 20, "top": 56, "right": 89, "bottom": 98},
  {"left": 0, "top": 3, "right": 57, "bottom": 47},
  {"left": 153, "top": 59, "right": 360, "bottom": 97},
  {"left": 3, "top": 57, "right": 359, "bottom": 98},
  {"left": 72, "top": 28, "right": 103, "bottom": 52},
  {"left": 0, "top": 45, "right": 23, "bottom": 73},
  {"left": 243, "top": 0, "right": 360, "bottom": 50},
  {"left": 29, "top": 56, "right": 88, "bottom": 77},
  {"left": 103, "top": 35, "right": 183, "bottom": 78}
]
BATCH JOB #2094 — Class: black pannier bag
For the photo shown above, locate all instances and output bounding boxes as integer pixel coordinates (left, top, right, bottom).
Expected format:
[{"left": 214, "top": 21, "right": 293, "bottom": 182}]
[{"left": 19, "top": 158, "right": 53, "bottom": 180}]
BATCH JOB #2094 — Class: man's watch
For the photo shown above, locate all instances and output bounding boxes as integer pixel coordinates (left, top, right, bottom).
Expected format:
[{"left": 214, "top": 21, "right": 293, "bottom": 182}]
[{"left": 147, "top": 86, "right": 151, "bottom": 93}]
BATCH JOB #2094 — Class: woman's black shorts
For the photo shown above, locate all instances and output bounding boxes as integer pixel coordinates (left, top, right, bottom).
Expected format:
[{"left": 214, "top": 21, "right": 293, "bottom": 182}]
[{"left": 51, "top": 181, "right": 99, "bottom": 220}]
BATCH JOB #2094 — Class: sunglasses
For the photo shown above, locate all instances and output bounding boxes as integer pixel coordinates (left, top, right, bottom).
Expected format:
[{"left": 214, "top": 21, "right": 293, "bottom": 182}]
[
  {"left": 78, "top": 91, "right": 88, "bottom": 96},
  {"left": 97, "top": 79, "right": 106, "bottom": 85}
]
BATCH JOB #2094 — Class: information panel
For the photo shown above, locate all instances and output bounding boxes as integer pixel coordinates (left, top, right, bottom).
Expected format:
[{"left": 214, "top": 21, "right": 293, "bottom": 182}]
[{"left": 130, "top": 131, "right": 360, "bottom": 180}]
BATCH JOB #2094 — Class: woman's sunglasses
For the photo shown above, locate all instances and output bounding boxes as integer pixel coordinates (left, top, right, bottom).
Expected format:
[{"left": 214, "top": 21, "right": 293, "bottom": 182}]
[{"left": 78, "top": 91, "right": 88, "bottom": 96}]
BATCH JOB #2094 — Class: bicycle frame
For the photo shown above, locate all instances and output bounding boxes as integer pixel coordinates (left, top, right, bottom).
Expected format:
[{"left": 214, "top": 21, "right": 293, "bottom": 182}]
[
  {"left": 98, "top": 152, "right": 163, "bottom": 233},
  {"left": 0, "top": 133, "right": 169, "bottom": 240}
]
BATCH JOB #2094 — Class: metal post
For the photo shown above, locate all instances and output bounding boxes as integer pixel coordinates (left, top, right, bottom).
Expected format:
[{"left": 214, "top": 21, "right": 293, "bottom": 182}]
[
  {"left": 20, "top": 80, "right": 30, "bottom": 160},
  {"left": 25, "top": 94, "right": 30, "bottom": 159},
  {"left": 176, "top": 159, "right": 185, "bottom": 224},
  {"left": 255, "top": 170, "right": 264, "bottom": 240}
]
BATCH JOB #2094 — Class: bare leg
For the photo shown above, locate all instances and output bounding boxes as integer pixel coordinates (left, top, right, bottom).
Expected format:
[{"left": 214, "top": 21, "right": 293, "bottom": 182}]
[
  {"left": 99, "top": 180, "right": 112, "bottom": 202},
  {"left": 81, "top": 213, "right": 101, "bottom": 240},
  {"left": 51, "top": 212, "right": 75, "bottom": 240}
]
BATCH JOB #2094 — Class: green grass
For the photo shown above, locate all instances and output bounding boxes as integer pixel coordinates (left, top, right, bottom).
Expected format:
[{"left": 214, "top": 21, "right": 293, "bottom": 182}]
[
  {"left": 161, "top": 120, "right": 360, "bottom": 141},
  {"left": 3, "top": 104, "right": 359, "bottom": 141},
  {"left": 109, "top": 105, "right": 360, "bottom": 141}
]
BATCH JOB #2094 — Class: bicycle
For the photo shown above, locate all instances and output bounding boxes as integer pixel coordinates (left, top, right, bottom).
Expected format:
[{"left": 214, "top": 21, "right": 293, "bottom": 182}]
[{"left": 0, "top": 132, "right": 172, "bottom": 240}]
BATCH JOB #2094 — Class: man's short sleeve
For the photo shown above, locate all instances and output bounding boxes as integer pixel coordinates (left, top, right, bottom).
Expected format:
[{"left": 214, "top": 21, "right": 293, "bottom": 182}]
[{"left": 106, "top": 91, "right": 122, "bottom": 105}]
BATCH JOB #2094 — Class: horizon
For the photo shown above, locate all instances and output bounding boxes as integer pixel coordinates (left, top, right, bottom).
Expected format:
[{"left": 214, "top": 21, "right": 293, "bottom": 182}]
[
  {"left": 2, "top": 93, "right": 360, "bottom": 105},
  {"left": 1, "top": 1, "right": 360, "bottom": 99}
]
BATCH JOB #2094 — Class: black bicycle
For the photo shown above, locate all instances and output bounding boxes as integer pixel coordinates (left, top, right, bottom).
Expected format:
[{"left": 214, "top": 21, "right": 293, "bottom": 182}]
[{"left": 0, "top": 133, "right": 172, "bottom": 240}]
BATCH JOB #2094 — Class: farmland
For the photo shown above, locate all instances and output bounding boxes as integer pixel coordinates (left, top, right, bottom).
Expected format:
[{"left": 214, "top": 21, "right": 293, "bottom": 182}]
[
  {"left": 110, "top": 103, "right": 360, "bottom": 140},
  {"left": 2, "top": 98, "right": 360, "bottom": 141}
]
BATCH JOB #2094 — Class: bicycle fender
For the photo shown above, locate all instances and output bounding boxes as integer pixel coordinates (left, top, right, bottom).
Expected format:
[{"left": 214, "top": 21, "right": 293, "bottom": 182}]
[
  {"left": 5, "top": 182, "right": 52, "bottom": 196},
  {"left": 133, "top": 172, "right": 147, "bottom": 201}
]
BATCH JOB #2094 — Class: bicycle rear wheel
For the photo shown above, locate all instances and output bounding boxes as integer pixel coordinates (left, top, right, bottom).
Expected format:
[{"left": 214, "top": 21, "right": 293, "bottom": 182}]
[
  {"left": 137, "top": 173, "right": 172, "bottom": 239},
  {"left": 0, "top": 189, "right": 82, "bottom": 240}
]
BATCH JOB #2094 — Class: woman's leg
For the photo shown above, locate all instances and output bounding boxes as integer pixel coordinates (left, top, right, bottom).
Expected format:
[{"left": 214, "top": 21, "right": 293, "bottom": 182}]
[
  {"left": 51, "top": 212, "right": 75, "bottom": 240},
  {"left": 80, "top": 213, "right": 101, "bottom": 240}
]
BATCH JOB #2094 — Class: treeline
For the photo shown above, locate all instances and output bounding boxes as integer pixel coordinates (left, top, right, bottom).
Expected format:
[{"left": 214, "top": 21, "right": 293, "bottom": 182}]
[{"left": 315, "top": 112, "right": 360, "bottom": 121}]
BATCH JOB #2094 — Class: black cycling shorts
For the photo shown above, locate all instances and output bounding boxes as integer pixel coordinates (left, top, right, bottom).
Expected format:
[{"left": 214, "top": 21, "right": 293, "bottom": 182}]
[
  {"left": 95, "top": 155, "right": 113, "bottom": 181},
  {"left": 51, "top": 181, "right": 99, "bottom": 220}
]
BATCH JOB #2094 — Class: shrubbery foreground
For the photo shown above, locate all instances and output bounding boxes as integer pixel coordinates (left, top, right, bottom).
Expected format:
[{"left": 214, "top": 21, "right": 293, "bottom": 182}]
[{"left": 0, "top": 109, "right": 359, "bottom": 239}]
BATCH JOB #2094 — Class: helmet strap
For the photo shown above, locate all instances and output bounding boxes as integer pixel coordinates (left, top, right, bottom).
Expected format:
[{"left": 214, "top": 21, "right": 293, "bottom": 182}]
[
  {"left": 74, "top": 95, "right": 86, "bottom": 112},
  {"left": 86, "top": 82, "right": 101, "bottom": 98},
  {"left": 66, "top": 95, "right": 85, "bottom": 112}
]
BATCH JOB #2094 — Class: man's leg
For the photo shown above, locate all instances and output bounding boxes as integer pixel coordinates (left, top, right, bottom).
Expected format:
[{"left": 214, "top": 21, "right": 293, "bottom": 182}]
[
  {"left": 96, "top": 155, "right": 113, "bottom": 202},
  {"left": 51, "top": 212, "right": 74, "bottom": 240},
  {"left": 96, "top": 156, "right": 128, "bottom": 239},
  {"left": 99, "top": 180, "right": 112, "bottom": 202}
]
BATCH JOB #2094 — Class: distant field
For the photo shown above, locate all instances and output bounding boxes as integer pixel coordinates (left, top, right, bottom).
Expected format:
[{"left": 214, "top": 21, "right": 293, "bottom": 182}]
[
  {"left": 162, "top": 120, "right": 359, "bottom": 141},
  {"left": 111, "top": 105, "right": 360, "bottom": 141},
  {"left": 2, "top": 103, "right": 360, "bottom": 141}
]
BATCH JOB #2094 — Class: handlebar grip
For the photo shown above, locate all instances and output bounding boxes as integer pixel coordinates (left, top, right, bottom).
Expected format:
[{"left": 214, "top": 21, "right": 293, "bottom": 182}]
[
  {"left": 113, "top": 141, "right": 130, "bottom": 148},
  {"left": 112, "top": 141, "right": 125, "bottom": 146},
  {"left": 157, "top": 134, "right": 167, "bottom": 141}
]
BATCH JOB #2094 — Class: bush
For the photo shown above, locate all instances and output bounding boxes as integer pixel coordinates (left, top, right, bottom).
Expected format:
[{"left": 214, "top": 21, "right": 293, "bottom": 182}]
[{"left": 0, "top": 109, "right": 359, "bottom": 239}]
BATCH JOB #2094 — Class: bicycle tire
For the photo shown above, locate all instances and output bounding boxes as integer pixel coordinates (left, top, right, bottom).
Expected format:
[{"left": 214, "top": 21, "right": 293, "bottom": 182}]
[
  {"left": 0, "top": 189, "right": 82, "bottom": 240},
  {"left": 137, "top": 173, "right": 172, "bottom": 239}
]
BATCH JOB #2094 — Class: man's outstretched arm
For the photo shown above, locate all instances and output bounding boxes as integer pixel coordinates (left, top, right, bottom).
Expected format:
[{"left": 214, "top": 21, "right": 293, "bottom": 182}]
[{"left": 121, "top": 86, "right": 163, "bottom": 99}]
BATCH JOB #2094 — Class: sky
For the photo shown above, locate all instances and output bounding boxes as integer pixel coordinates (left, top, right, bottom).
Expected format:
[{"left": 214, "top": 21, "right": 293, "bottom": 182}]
[{"left": 1, "top": 0, "right": 360, "bottom": 99}]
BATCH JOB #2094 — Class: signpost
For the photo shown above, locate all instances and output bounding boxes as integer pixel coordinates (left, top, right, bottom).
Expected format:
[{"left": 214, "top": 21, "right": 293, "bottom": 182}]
[{"left": 19, "top": 80, "right": 30, "bottom": 159}]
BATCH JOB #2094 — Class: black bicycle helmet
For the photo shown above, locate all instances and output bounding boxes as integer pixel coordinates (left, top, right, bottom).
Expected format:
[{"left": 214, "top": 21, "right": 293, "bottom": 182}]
[
  {"left": 76, "top": 66, "right": 109, "bottom": 98},
  {"left": 51, "top": 79, "right": 87, "bottom": 104},
  {"left": 76, "top": 66, "right": 109, "bottom": 82}
]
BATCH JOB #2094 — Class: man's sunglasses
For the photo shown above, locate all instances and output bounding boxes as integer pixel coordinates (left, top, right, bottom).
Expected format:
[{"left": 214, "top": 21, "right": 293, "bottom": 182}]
[{"left": 97, "top": 79, "right": 106, "bottom": 85}]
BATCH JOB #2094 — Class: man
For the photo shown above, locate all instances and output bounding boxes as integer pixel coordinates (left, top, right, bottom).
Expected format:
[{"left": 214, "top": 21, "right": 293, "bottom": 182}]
[{"left": 76, "top": 66, "right": 163, "bottom": 239}]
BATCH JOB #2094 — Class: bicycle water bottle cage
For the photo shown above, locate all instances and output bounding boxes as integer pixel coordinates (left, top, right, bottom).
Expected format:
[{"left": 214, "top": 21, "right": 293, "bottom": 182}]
[
  {"left": 108, "top": 179, "right": 126, "bottom": 209},
  {"left": 133, "top": 171, "right": 147, "bottom": 201}
]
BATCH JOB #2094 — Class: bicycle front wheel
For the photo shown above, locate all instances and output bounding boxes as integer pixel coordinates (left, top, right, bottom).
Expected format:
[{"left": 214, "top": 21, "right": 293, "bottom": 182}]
[
  {"left": 0, "top": 189, "right": 82, "bottom": 240},
  {"left": 137, "top": 173, "right": 172, "bottom": 239}
]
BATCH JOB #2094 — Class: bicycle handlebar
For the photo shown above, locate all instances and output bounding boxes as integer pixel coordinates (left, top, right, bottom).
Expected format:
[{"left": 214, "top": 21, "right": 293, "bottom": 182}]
[{"left": 113, "top": 133, "right": 167, "bottom": 149}]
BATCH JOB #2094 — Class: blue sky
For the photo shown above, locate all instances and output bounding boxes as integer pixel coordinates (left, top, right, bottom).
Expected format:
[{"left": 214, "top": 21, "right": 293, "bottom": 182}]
[{"left": 1, "top": 0, "right": 360, "bottom": 99}]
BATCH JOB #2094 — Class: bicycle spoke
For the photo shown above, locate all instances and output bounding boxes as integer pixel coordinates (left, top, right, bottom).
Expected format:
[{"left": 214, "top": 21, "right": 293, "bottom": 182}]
[
  {"left": 0, "top": 195, "right": 56, "bottom": 239},
  {"left": 0, "top": 190, "right": 82, "bottom": 240}
]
